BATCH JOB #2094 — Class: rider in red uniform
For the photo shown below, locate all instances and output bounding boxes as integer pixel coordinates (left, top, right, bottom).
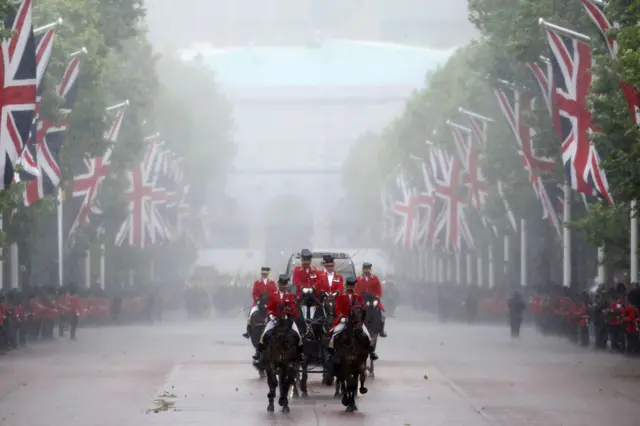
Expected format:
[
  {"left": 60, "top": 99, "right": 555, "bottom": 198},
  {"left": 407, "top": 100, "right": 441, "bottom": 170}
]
[
  {"left": 253, "top": 275, "right": 304, "bottom": 362},
  {"left": 292, "top": 249, "right": 319, "bottom": 299},
  {"left": 355, "top": 262, "right": 387, "bottom": 337},
  {"left": 327, "top": 277, "right": 377, "bottom": 360},
  {"left": 316, "top": 254, "right": 344, "bottom": 296},
  {"left": 243, "top": 266, "right": 277, "bottom": 339}
]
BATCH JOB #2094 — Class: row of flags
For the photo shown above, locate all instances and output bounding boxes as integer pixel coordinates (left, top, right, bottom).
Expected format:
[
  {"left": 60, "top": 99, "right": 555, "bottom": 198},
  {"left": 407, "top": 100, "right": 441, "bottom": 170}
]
[
  {"left": 0, "top": 0, "right": 207, "bottom": 250},
  {"left": 380, "top": 0, "right": 634, "bottom": 253}
]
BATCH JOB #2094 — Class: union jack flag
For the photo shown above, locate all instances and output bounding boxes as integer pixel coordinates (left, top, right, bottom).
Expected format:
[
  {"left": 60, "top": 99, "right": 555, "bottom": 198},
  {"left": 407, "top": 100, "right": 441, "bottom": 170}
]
[
  {"left": 448, "top": 123, "right": 488, "bottom": 210},
  {"left": 392, "top": 169, "right": 417, "bottom": 249},
  {"left": 115, "top": 137, "right": 170, "bottom": 247},
  {"left": 543, "top": 24, "right": 612, "bottom": 204},
  {"left": 409, "top": 152, "right": 436, "bottom": 248},
  {"left": 494, "top": 85, "right": 561, "bottom": 236},
  {"left": 430, "top": 147, "right": 474, "bottom": 252},
  {"left": 0, "top": 0, "right": 37, "bottom": 188},
  {"left": 24, "top": 54, "right": 82, "bottom": 206},
  {"left": 580, "top": 0, "right": 640, "bottom": 126},
  {"left": 69, "top": 104, "right": 126, "bottom": 234},
  {"left": 15, "top": 25, "right": 57, "bottom": 182}
]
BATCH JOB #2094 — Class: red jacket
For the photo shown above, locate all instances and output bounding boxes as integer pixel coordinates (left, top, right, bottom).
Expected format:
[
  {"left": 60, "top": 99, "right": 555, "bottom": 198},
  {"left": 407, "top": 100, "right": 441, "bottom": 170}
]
[
  {"left": 624, "top": 305, "right": 639, "bottom": 333},
  {"left": 68, "top": 295, "right": 80, "bottom": 316},
  {"left": 316, "top": 271, "right": 344, "bottom": 296},
  {"left": 251, "top": 279, "right": 277, "bottom": 306},
  {"left": 292, "top": 265, "right": 319, "bottom": 298},
  {"left": 331, "top": 292, "right": 364, "bottom": 328},
  {"left": 355, "top": 275, "right": 384, "bottom": 311},
  {"left": 267, "top": 290, "right": 298, "bottom": 318}
]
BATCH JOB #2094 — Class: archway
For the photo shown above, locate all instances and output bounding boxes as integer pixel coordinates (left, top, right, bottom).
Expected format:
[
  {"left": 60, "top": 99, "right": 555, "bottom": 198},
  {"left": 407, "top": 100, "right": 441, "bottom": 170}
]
[{"left": 263, "top": 193, "right": 314, "bottom": 269}]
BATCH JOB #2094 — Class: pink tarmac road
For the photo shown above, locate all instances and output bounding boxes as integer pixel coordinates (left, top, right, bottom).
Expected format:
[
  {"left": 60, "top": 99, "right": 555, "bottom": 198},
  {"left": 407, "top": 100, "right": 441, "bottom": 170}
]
[{"left": 1, "top": 310, "right": 640, "bottom": 425}]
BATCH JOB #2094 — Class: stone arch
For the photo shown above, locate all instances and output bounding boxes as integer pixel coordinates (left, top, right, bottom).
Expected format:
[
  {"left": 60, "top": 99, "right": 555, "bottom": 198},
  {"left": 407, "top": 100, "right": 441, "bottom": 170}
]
[{"left": 263, "top": 193, "right": 314, "bottom": 268}]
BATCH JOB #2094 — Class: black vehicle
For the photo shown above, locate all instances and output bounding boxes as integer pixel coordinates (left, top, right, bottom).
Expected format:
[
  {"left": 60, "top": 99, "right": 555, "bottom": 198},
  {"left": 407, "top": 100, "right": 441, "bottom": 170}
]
[{"left": 284, "top": 251, "right": 356, "bottom": 286}]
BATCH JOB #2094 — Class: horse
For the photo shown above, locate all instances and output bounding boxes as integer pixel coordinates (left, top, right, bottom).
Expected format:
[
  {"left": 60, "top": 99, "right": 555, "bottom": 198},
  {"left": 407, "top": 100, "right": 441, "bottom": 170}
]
[
  {"left": 249, "top": 293, "right": 270, "bottom": 378},
  {"left": 363, "top": 292, "right": 383, "bottom": 378},
  {"left": 321, "top": 290, "right": 340, "bottom": 386},
  {"left": 295, "top": 287, "right": 327, "bottom": 398},
  {"left": 262, "top": 309, "right": 299, "bottom": 414},
  {"left": 332, "top": 304, "right": 370, "bottom": 413}
]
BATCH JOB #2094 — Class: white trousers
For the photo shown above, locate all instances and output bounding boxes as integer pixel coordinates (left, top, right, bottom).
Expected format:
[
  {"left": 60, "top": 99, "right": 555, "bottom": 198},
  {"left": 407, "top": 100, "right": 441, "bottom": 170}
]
[
  {"left": 260, "top": 319, "right": 302, "bottom": 345},
  {"left": 247, "top": 305, "right": 259, "bottom": 319},
  {"left": 329, "top": 322, "right": 371, "bottom": 347}
]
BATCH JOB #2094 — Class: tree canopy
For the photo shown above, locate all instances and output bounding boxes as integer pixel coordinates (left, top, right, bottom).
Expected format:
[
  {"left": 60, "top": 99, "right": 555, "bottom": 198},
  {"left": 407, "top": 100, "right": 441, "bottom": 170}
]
[{"left": 342, "top": 0, "right": 640, "bottom": 273}]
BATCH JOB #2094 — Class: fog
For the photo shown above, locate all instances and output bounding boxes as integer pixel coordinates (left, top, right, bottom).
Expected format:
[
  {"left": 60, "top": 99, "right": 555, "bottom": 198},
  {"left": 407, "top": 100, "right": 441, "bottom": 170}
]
[{"left": 143, "top": 1, "right": 477, "bottom": 258}]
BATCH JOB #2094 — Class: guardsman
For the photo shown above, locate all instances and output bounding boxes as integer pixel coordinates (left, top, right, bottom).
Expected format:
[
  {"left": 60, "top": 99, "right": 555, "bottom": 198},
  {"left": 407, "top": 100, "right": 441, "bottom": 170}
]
[
  {"left": 292, "top": 249, "right": 319, "bottom": 298},
  {"left": 243, "top": 266, "right": 277, "bottom": 339},
  {"left": 327, "top": 277, "right": 377, "bottom": 359},
  {"left": 253, "top": 275, "right": 303, "bottom": 362},
  {"left": 316, "top": 254, "right": 344, "bottom": 296},
  {"left": 355, "top": 262, "right": 388, "bottom": 337}
]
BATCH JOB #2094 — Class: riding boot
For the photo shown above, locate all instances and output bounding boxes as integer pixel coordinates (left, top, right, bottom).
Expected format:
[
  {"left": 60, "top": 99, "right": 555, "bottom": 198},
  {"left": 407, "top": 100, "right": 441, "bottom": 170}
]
[
  {"left": 242, "top": 324, "right": 250, "bottom": 339},
  {"left": 252, "top": 343, "right": 263, "bottom": 361},
  {"left": 369, "top": 346, "right": 379, "bottom": 361},
  {"left": 297, "top": 344, "right": 305, "bottom": 361},
  {"left": 379, "top": 318, "right": 387, "bottom": 338}
]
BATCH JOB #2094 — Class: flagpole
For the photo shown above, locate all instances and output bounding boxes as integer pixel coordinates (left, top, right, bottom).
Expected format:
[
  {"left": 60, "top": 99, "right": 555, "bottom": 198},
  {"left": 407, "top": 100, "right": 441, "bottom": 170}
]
[
  {"left": 521, "top": 219, "right": 528, "bottom": 287},
  {"left": 58, "top": 189, "right": 64, "bottom": 287},
  {"left": 33, "top": 18, "right": 63, "bottom": 35},
  {"left": 597, "top": 246, "right": 606, "bottom": 285},
  {"left": 631, "top": 200, "right": 638, "bottom": 284},
  {"left": 503, "top": 234, "right": 510, "bottom": 286},
  {"left": 466, "top": 252, "right": 473, "bottom": 286},
  {"left": 455, "top": 252, "right": 461, "bottom": 284},
  {"left": 69, "top": 47, "right": 88, "bottom": 58},
  {"left": 105, "top": 100, "right": 129, "bottom": 112},
  {"left": 84, "top": 250, "right": 91, "bottom": 288},
  {"left": 10, "top": 243, "right": 17, "bottom": 289},
  {"left": 562, "top": 180, "right": 572, "bottom": 288},
  {"left": 488, "top": 243, "right": 495, "bottom": 288},
  {"left": 477, "top": 252, "right": 483, "bottom": 287},
  {"left": 538, "top": 18, "right": 591, "bottom": 43},
  {"left": 100, "top": 244, "right": 105, "bottom": 290}
]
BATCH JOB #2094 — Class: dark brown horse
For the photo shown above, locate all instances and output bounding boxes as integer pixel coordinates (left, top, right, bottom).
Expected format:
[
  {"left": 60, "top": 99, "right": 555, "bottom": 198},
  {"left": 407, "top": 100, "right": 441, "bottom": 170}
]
[
  {"left": 262, "top": 310, "right": 299, "bottom": 414},
  {"left": 332, "top": 305, "right": 370, "bottom": 412}
]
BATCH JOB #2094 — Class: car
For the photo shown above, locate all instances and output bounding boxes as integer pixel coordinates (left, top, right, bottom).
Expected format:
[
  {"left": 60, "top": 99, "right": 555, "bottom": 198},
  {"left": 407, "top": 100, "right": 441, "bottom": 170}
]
[{"left": 284, "top": 251, "right": 356, "bottom": 287}]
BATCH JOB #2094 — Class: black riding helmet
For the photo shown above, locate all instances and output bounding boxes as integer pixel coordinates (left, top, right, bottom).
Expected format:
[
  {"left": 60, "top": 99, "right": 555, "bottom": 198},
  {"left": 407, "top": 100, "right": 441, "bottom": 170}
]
[
  {"left": 277, "top": 274, "right": 289, "bottom": 287},
  {"left": 345, "top": 276, "right": 357, "bottom": 291}
]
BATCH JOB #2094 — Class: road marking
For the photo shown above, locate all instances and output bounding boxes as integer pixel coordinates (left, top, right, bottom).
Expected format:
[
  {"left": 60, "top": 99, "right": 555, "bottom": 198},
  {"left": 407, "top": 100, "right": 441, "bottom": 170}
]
[{"left": 431, "top": 364, "right": 495, "bottom": 424}]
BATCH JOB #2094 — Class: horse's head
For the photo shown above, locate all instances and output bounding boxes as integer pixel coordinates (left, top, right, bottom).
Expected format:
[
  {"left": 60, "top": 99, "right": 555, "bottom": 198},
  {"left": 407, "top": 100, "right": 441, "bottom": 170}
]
[
  {"left": 299, "top": 287, "right": 317, "bottom": 307},
  {"left": 322, "top": 291, "right": 340, "bottom": 315},
  {"left": 257, "top": 293, "right": 269, "bottom": 312},
  {"left": 349, "top": 303, "right": 366, "bottom": 325},
  {"left": 362, "top": 292, "right": 380, "bottom": 310}
]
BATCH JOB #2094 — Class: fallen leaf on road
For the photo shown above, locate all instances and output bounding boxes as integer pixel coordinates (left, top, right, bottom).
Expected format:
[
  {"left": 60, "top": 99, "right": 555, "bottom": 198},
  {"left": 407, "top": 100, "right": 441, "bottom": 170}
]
[{"left": 423, "top": 374, "right": 428, "bottom": 380}]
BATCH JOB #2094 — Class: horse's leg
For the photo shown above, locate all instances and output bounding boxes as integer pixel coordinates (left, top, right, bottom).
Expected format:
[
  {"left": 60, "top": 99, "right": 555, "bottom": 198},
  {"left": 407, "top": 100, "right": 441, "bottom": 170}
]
[
  {"left": 278, "top": 367, "right": 290, "bottom": 413},
  {"left": 300, "top": 359, "right": 309, "bottom": 398},
  {"left": 346, "top": 373, "right": 358, "bottom": 412},
  {"left": 358, "top": 362, "right": 368, "bottom": 395},
  {"left": 291, "top": 367, "right": 300, "bottom": 399},
  {"left": 266, "top": 368, "right": 277, "bottom": 413}
]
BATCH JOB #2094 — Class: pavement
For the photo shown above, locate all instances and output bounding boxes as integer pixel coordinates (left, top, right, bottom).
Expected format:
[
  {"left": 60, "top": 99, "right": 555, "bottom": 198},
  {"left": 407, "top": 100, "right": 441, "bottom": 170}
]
[{"left": 1, "top": 309, "right": 640, "bottom": 426}]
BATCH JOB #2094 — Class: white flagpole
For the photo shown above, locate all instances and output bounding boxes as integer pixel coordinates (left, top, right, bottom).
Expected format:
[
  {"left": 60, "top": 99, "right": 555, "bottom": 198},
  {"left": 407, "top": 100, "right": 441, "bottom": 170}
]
[
  {"left": 488, "top": 244, "right": 495, "bottom": 288},
  {"left": 477, "top": 252, "right": 483, "bottom": 287},
  {"left": 10, "top": 243, "right": 18, "bottom": 289},
  {"left": 466, "top": 252, "right": 473, "bottom": 286},
  {"left": 58, "top": 189, "right": 64, "bottom": 287},
  {"left": 521, "top": 219, "right": 528, "bottom": 287},
  {"left": 597, "top": 246, "right": 606, "bottom": 285},
  {"left": 84, "top": 250, "right": 91, "bottom": 288},
  {"left": 562, "top": 180, "right": 572, "bottom": 287},
  {"left": 455, "top": 252, "right": 461, "bottom": 284},
  {"left": 100, "top": 244, "right": 105, "bottom": 290},
  {"left": 631, "top": 200, "right": 638, "bottom": 284},
  {"left": 503, "top": 234, "right": 510, "bottom": 285}
]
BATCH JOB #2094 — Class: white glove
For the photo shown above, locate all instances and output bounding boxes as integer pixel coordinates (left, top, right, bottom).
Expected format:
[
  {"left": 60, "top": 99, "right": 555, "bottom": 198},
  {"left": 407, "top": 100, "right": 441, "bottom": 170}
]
[
  {"left": 340, "top": 317, "right": 346, "bottom": 323},
  {"left": 269, "top": 314, "right": 275, "bottom": 321}
]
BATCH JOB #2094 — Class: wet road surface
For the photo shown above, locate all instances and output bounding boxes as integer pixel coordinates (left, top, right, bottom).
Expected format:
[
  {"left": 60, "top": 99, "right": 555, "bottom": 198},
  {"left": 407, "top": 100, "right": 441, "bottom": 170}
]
[{"left": 2, "top": 309, "right": 640, "bottom": 425}]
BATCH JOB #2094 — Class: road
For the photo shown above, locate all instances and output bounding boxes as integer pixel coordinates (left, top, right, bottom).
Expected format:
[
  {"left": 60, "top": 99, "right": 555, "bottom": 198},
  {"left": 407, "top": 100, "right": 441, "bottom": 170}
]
[{"left": 1, "top": 309, "right": 640, "bottom": 426}]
